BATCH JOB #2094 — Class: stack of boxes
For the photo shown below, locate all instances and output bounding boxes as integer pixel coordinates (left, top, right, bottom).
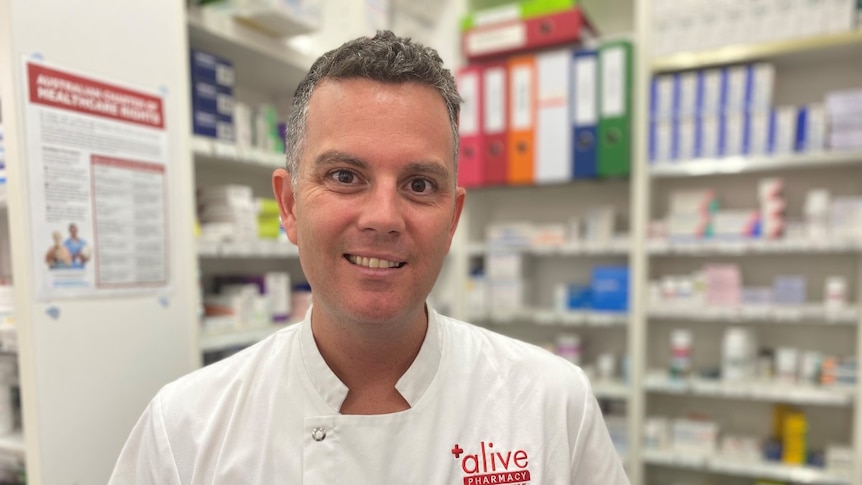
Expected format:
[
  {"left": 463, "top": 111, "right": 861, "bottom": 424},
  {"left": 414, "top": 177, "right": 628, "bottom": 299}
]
[
  {"left": 703, "top": 264, "right": 742, "bottom": 307},
  {"left": 826, "top": 88, "right": 862, "bottom": 151},
  {"left": 203, "top": 270, "right": 293, "bottom": 331},
  {"left": 256, "top": 198, "right": 282, "bottom": 240},
  {"left": 197, "top": 185, "right": 258, "bottom": 243},
  {"left": 646, "top": 408, "right": 853, "bottom": 474},
  {"left": 649, "top": 63, "right": 837, "bottom": 165},
  {"left": 233, "top": 101, "right": 284, "bottom": 154},
  {"left": 830, "top": 195, "right": 862, "bottom": 240},
  {"left": 759, "top": 177, "right": 785, "bottom": 239},
  {"left": 655, "top": 182, "right": 862, "bottom": 244},
  {"left": 191, "top": 49, "right": 235, "bottom": 143},
  {"left": 485, "top": 249, "right": 525, "bottom": 317},
  {"left": 666, "top": 189, "right": 719, "bottom": 239},
  {"left": 653, "top": 0, "right": 859, "bottom": 57}
]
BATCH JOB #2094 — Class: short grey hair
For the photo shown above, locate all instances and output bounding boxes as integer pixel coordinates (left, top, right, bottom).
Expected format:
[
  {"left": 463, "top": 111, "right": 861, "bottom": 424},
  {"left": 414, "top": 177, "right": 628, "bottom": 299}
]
[{"left": 285, "top": 30, "right": 462, "bottom": 188}]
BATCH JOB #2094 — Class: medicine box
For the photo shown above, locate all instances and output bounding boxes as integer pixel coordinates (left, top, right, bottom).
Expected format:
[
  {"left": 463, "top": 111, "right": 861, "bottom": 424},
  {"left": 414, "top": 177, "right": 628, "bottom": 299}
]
[
  {"left": 591, "top": 266, "right": 629, "bottom": 312},
  {"left": 191, "top": 49, "right": 235, "bottom": 89},
  {"left": 796, "top": 104, "right": 826, "bottom": 152},
  {"left": 191, "top": 49, "right": 236, "bottom": 141}
]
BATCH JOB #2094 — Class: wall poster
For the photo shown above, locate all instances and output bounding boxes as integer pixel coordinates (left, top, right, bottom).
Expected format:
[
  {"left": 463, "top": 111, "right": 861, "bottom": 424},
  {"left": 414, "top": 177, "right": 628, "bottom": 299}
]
[{"left": 23, "top": 59, "right": 170, "bottom": 299}]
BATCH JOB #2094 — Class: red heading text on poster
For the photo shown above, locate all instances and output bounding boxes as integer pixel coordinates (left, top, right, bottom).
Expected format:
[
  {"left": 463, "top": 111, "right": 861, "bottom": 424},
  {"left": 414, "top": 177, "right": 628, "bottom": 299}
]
[{"left": 27, "top": 62, "right": 164, "bottom": 129}]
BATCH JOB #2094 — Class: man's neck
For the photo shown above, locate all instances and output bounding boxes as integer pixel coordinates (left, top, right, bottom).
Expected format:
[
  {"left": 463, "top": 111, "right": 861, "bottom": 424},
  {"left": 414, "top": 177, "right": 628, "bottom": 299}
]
[{"left": 310, "top": 305, "right": 428, "bottom": 414}]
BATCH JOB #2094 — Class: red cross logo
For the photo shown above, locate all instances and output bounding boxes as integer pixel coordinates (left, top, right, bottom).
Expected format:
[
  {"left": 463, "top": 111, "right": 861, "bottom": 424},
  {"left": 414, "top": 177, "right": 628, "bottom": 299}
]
[{"left": 451, "top": 444, "right": 464, "bottom": 459}]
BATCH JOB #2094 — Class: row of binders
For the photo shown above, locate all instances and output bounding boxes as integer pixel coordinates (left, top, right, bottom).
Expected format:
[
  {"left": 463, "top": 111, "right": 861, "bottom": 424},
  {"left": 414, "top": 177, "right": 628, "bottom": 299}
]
[{"left": 456, "top": 38, "right": 634, "bottom": 188}]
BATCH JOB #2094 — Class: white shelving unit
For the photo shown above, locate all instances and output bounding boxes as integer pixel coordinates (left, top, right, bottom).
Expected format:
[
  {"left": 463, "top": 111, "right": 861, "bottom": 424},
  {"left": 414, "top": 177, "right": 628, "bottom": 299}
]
[
  {"left": 199, "top": 322, "right": 291, "bottom": 353},
  {"left": 645, "top": 373, "right": 855, "bottom": 407},
  {"left": 477, "top": 309, "right": 628, "bottom": 327},
  {"left": 186, "top": 6, "right": 313, "bottom": 360},
  {"left": 648, "top": 304, "right": 859, "bottom": 325},
  {"left": 186, "top": 5, "right": 314, "bottom": 96},
  {"left": 636, "top": 7, "right": 862, "bottom": 483},
  {"left": 197, "top": 239, "right": 299, "bottom": 259},
  {"left": 593, "top": 379, "right": 633, "bottom": 401},
  {"left": 643, "top": 449, "right": 852, "bottom": 485},
  {"left": 185, "top": 4, "right": 394, "bottom": 360},
  {"left": 648, "top": 237, "right": 862, "bottom": 256},
  {"left": 650, "top": 150, "right": 862, "bottom": 178}
]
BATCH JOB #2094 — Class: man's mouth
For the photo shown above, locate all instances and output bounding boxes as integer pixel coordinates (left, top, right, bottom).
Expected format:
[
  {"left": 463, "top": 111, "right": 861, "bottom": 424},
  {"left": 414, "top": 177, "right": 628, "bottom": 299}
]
[{"left": 345, "top": 255, "right": 406, "bottom": 269}]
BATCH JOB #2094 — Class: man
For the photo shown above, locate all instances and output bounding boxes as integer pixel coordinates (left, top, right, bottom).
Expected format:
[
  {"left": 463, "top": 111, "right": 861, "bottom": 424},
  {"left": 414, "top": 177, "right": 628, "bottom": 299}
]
[
  {"left": 64, "top": 223, "right": 89, "bottom": 266},
  {"left": 110, "top": 31, "right": 629, "bottom": 484}
]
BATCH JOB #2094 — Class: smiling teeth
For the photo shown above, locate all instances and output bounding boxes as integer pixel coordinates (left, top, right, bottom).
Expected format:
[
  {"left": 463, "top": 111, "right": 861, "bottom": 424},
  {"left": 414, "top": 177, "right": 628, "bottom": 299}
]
[{"left": 349, "top": 255, "right": 402, "bottom": 268}]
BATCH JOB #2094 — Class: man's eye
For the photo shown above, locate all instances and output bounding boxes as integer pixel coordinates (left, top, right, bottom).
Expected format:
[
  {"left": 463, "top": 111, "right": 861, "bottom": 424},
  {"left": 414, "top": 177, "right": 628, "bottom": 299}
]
[
  {"left": 330, "top": 170, "right": 356, "bottom": 184},
  {"left": 409, "top": 178, "right": 434, "bottom": 194}
]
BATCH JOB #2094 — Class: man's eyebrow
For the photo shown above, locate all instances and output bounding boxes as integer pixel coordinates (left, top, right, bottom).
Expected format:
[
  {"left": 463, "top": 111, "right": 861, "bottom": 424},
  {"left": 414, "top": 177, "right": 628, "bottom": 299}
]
[
  {"left": 402, "top": 161, "right": 452, "bottom": 180},
  {"left": 313, "top": 150, "right": 369, "bottom": 169}
]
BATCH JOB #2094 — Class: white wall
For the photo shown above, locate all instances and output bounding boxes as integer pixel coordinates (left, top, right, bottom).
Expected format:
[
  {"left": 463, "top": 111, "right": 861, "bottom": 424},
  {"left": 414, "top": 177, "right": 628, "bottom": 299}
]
[{"left": 0, "top": 1, "right": 199, "bottom": 483}]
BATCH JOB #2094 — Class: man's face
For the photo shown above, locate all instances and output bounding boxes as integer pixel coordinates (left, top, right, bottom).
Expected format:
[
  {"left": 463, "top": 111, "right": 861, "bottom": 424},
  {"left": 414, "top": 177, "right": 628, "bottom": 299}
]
[
  {"left": 69, "top": 225, "right": 78, "bottom": 238},
  {"left": 274, "top": 78, "right": 465, "bottom": 326}
]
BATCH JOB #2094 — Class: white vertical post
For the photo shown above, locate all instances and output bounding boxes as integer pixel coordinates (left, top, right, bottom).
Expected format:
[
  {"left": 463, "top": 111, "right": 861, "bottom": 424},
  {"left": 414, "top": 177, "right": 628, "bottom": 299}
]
[{"left": 628, "top": 0, "right": 653, "bottom": 484}]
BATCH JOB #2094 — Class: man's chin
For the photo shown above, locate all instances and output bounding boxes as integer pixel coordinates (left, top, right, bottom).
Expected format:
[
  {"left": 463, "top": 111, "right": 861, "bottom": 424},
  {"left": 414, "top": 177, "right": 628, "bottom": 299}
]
[{"left": 336, "top": 301, "right": 422, "bottom": 326}]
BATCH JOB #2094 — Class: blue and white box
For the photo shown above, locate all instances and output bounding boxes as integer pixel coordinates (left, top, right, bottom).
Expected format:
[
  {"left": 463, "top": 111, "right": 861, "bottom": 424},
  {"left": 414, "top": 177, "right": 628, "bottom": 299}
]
[
  {"left": 675, "top": 117, "right": 696, "bottom": 161},
  {"left": 748, "top": 110, "right": 773, "bottom": 156},
  {"left": 193, "top": 81, "right": 234, "bottom": 118},
  {"left": 191, "top": 49, "right": 235, "bottom": 89},
  {"left": 700, "top": 69, "right": 725, "bottom": 115},
  {"left": 698, "top": 113, "right": 721, "bottom": 158},
  {"left": 655, "top": 119, "right": 674, "bottom": 163},
  {"left": 749, "top": 63, "right": 775, "bottom": 113},
  {"left": 194, "top": 110, "right": 218, "bottom": 138},
  {"left": 723, "top": 111, "right": 746, "bottom": 157},
  {"left": 770, "top": 106, "right": 797, "bottom": 154},
  {"left": 724, "top": 65, "right": 750, "bottom": 113},
  {"left": 652, "top": 75, "right": 676, "bottom": 121},
  {"left": 676, "top": 72, "right": 700, "bottom": 119},
  {"left": 796, "top": 104, "right": 827, "bottom": 152},
  {"left": 591, "top": 266, "right": 629, "bottom": 312},
  {"left": 191, "top": 48, "right": 235, "bottom": 141}
]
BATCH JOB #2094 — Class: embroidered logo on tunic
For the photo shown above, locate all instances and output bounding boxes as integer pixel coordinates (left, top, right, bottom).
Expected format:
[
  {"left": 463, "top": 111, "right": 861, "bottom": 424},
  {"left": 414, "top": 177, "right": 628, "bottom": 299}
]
[{"left": 451, "top": 441, "right": 532, "bottom": 485}]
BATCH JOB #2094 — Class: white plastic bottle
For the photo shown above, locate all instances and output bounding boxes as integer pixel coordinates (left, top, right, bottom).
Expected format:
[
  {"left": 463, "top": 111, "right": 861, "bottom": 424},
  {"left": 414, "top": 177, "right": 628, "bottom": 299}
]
[{"left": 722, "top": 327, "right": 757, "bottom": 382}]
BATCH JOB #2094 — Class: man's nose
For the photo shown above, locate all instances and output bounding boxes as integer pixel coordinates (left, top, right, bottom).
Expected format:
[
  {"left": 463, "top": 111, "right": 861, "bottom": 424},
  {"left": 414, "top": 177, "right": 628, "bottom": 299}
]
[{"left": 358, "top": 182, "right": 406, "bottom": 235}]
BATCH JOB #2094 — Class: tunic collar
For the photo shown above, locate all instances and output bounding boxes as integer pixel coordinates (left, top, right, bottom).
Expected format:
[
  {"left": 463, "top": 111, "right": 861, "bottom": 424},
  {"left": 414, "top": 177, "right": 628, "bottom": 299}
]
[{"left": 299, "top": 304, "right": 443, "bottom": 413}]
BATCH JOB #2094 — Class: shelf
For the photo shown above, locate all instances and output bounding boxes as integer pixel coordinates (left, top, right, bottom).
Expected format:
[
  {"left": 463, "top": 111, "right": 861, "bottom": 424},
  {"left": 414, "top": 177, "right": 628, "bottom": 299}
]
[
  {"left": 229, "top": 3, "right": 318, "bottom": 39},
  {"left": 469, "top": 238, "right": 631, "bottom": 257},
  {"left": 197, "top": 239, "right": 298, "bottom": 258},
  {"left": 643, "top": 449, "right": 851, "bottom": 484},
  {"left": 645, "top": 373, "right": 855, "bottom": 406},
  {"left": 648, "top": 237, "right": 862, "bottom": 256},
  {"left": 648, "top": 304, "right": 858, "bottom": 325},
  {"left": 650, "top": 151, "right": 862, "bottom": 178},
  {"left": 191, "top": 136, "right": 284, "bottom": 170},
  {"left": 480, "top": 309, "right": 629, "bottom": 327},
  {"left": 0, "top": 432, "right": 25, "bottom": 458},
  {"left": 651, "top": 30, "right": 862, "bottom": 72},
  {"left": 592, "top": 379, "right": 631, "bottom": 400},
  {"left": 186, "top": 6, "right": 314, "bottom": 95},
  {"left": 199, "top": 322, "right": 291, "bottom": 352}
]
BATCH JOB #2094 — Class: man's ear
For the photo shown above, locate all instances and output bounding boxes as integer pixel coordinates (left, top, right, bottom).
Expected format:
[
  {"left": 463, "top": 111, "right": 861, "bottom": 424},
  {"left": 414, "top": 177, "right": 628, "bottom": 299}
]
[
  {"left": 448, "top": 186, "right": 466, "bottom": 243},
  {"left": 272, "top": 168, "right": 299, "bottom": 245}
]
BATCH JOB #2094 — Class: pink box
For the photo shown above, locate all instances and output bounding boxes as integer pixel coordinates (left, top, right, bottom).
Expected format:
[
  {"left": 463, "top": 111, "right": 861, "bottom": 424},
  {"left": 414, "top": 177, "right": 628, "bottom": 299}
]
[{"left": 704, "top": 264, "right": 742, "bottom": 306}]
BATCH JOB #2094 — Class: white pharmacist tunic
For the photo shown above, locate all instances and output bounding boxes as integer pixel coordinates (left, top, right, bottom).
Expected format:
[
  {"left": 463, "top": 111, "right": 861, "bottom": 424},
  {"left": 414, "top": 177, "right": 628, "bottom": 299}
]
[{"left": 109, "top": 308, "right": 629, "bottom": 485}]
